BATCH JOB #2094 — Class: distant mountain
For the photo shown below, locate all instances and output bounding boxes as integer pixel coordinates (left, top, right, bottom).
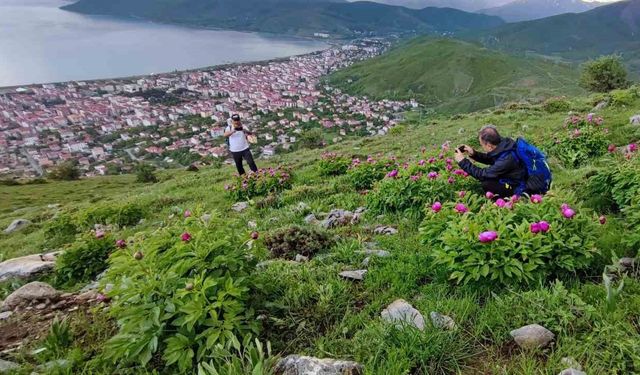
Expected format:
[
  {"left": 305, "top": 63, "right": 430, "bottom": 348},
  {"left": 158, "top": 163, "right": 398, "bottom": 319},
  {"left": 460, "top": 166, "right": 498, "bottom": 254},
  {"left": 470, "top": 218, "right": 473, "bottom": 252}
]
[
  {"left": 349, "top": 0, "right": 513, "bottom": 12},
  {"left": 62, "top": 0, "right": 504, "bottom": 37},
  {"left": 328, "top": 37, "right": 583, "bottom": 113},
  {"left": 479, "top": 0, "right": 604, "bottom": 22},
  {"left": 472, "top": 0, "right": 640, "bottom": 70}
]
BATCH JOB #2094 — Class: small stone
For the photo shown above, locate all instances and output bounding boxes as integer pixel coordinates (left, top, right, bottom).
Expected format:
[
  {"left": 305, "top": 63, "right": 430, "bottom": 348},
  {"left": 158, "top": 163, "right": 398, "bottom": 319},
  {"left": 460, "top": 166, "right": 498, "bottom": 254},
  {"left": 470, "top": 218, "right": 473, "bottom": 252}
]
[
  {"left": 381, "top": 299, "right": 425, "bottom": 331},
  {"left": 593, "top": 100, "right": 608, "bottom": 111},
  {"left": 201, "top": 213, "right": 212, "bottom": 224},
  {"left": 75, "top": 290, "right": 98, "bottom": 302},
  {"left": 247, "top": 220, "right": 258, "bottom": 229},
  {"left": 558, "top": 369, "right": 586, "bottom": 375},
  {"left": 619, "top": 257, "right": 636, "bottom": 272},
  {"left": 361, "top": 257, "right": 370, "bottom": 267},
  {"left": 560, "top": 357, "right": 582, "bottom": 371},
  {"left": 1, "top": 282, "right": 60, "bottom": 312},
  {"left": 4, "top": 218, "right": 31, "bottom": 234},
  {"left": 0, "top": 311, "right": 13, "bottom": 321},
  {"left": 296, "top": 202, "right": 310, "bottom": 212},
  {"left": 339, "top": 270, "right": 367, "bottom": 281},
  {"left": 510, "top": 324, "right": 555, "bottom": 349},
  {"left": 0, "top": 359, "right": 19, "bottom": 372},
  {"left": 35, "top": 303, "right": 47, "bottom": 310},
  {"left": 67, "top": 306, "right": 79, "bottom": 312},
  {"left": 294, "top": 254, "right": 309, "bottom": 263},
  {"left": 304, "top": 213, "right": 318, "bottom": 224},
  {"left": 430, "top": 311, "right": 456, "bottom": 330},
  {"left": 373, "top": 226, "right": 398, "bottom": 235},
  {"left": 274, "top": 355, "right": 363, "bottom": 375},
  {"left": 630, "top": 114, "right": 640, "bottom": 125},
  {"left": 80, "top": 281, "right": 99, "bottom": 293},
  {"left": 231, "top": 202, "right": 249, "bottom": 212},
  {"left": 356, "top": 249, "right": 391, "bottom": 258}
]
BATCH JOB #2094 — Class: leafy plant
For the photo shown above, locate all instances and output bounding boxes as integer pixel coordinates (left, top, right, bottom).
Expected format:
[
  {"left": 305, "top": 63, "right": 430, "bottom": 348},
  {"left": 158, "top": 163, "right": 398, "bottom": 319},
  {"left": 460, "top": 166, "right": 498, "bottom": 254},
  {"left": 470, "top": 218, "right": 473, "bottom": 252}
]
[
  {"left": 603, "top": 272, "right": 625, "bottom": 312},
  {"left": 420, "top": 194, "right": 599, "bottom": 287},
  {"left": 135, "top": 163, "right": 159, "bottom": 183},
  {"left": 43, "top": 213, "right": 79, "bottom": 248},
  {"left": 580, "top": 55, "right": 629, "bottom": 93},
  {"left": 347, "top": 154, "right": 399, "bottom": 191},
  {"left": 264, "top": 226, "right": 333, "bottom": 260},
  {"left": 48, "top": 161, "right": 81, "bottom": 181},
  {"left": 542, "top": 97, "right": 571, "bottom": 113},
  {"left": 42, "top": 318, "right": 74, "bottom": 359},
  {"left": 103, "top": 212, "right": 258, "bottom": 373},
  {"left": 584, "top": 156, "right": 640, "bottom": 212},
  {"left": 545, "top": 113, "right": 609, "bottom": 168},
  {"left": 318, "top": 152, "right": 350, "bottom": 177},
  {"left": 54, "top": 233, "right": 116, "bottom": 287},
  {"left": 610, "top": 88, "right": 637, "bottom": 107},
  {"left": 196, "top": 338, "right": 277, "bottom": 375},
  {"left": 77, "top": 201, "right": 146, "bottom": 229},
  {"left": 226, "top": 167, "right": 292, "bottom": 201}
]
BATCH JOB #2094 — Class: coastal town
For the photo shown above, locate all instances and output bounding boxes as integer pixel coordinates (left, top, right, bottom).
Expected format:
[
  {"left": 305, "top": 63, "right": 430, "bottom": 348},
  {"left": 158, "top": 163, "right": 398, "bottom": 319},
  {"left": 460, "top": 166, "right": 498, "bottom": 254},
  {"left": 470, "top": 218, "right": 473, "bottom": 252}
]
[{"left": 0, "top": 39, "right": 415, "bottom": 178}]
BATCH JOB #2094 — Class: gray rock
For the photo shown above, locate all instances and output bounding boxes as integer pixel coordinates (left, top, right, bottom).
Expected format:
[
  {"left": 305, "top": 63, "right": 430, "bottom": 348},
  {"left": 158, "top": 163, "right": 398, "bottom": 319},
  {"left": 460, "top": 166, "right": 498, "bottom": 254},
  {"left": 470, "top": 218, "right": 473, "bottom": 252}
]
[
  {"left": 354, "top": 207, "right": 367, "bottom": 215},
  {"left": 37, "top": 359, "right": 70, "bottom": 372},
  {"left": 0, "top": 311, "right": 13, "bottom": 321},
  {"left": 247, "top": 220, "right": 258, "bottom": 229},
  {"left": 80, "top": 281, "right": 99, "bottom": 293},
  {"left": 3, "top": 219, "right": 31, "bottom": 234},
  {"left": 510, "top": 324, "right": 554, "bottom": 349},
  {"left": 356, "top": 249, "right": 391, "bottom": 258},
  {"left": 274, "top": 355, "right": 363, "bottom": 375},
  {"left": 630, "top": 114, "right": 640, "bottom": 125},
  {"left": 231, "top": 202, "right": 249, "bottom": 212},
  {"left": 381, "top": 299, "right": 425, "bottom": 331},
  {"left": 619, "top": 257, "right": 636, "bottom": 272},
  {"left": 304, "top": 214, "right": 318, "bottom": 224},
  {"left": 296, "top": 202, "right": 311, "bottom": 212},
  {"left": 373, "top": 226, "right": 398, "bottom": 235},
  {"left": 430, "top": 311, "right": 456, "bottom": 330},
  {"left": 201, "top": 213, "right": 212, "bottom": 224},
  {"left": 339, "top": 270, "right": 367, "bottom": 281},
  {"left": 558, "top": 369, "right": 586, "bottom": 375},
  {"left": 1, "top": 282, "right": 60, "bottom": 312},
  {"left": 0, "top": 252, "right": 60, "bottom": 282},
  {"left": 322, "top": 209, "right": 355, "bottom": 229},
  {"left": 294, "top": 254, "right": 309, "bottom": 263},
  {"left": 0, "top": 359, "right": 19, "bottom": 373},
  {"left": 560, "top": 357, "right": 582, "bottom": 371},
  {"left": 593, "top": 100, "right": 608, "bottom": 111}
]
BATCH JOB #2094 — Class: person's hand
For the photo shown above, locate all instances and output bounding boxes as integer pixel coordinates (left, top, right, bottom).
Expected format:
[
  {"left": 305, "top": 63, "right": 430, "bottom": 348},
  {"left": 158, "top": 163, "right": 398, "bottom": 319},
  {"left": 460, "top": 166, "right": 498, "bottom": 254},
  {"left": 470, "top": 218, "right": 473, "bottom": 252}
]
[
  {"left": 454, "top": 149, "right": 465, "bottom": 163},
  {"left": 460, "top": 145, "right": 474, "bottom": 156}
]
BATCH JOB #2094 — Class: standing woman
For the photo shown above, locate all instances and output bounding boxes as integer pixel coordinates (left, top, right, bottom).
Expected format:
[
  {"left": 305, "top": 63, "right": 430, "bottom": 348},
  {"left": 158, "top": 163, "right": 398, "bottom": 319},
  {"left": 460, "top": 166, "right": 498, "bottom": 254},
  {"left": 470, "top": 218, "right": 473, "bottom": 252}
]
[{"left": 224, "top": 114, "right": 258, "bottom": 175}]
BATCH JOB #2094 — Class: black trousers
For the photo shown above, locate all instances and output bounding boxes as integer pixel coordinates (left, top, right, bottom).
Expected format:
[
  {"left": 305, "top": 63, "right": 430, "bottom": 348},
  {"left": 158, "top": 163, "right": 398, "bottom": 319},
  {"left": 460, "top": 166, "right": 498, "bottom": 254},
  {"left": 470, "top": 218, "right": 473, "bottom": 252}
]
[
  {"left": 231, "top": 148, "right": 258, "bottom": 175},
  {"left": 481, "top": 179, "right": 516, "bottom": 198}
]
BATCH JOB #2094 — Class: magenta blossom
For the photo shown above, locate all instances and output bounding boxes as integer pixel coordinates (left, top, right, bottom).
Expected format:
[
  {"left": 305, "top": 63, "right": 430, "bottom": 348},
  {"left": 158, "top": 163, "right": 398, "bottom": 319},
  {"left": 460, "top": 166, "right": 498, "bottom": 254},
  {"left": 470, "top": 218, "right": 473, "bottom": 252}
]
[
  {"left": 505, "top": 200, "right": 515, "bottom": 210},
  {"left": 458, "top": 191, "right": 466, "bottom": 198},
  {"left": 562, "top": 208, "right": 576, "bottom": 219},
  {"left": 629, "top": 143, "right": 638, "bottom": 153},
  {"left": 455, "top": 203, "right": 468, "bottom": 214},
  {"left": 95, "top": 230, "right": 105, "bottom": 239},
  {"left": 446, "top": 164, "right": 453, "bottom": 171},
  {"left": 387, "top": 169, "right": 398, "bottom": 178},
  {"left": 410, "top": 175, "right": 420, "bottom": 181},
  {"left": 478, "top": 231, "right": 498, "bottom": 243},
  {"left": 561, "top": 203, "right": 570, "bottom": 211},
  {"left": 181, "top": 232, "right": 192, "bottom": 242},
  {"left": 428, "top": 157, "right": 436, "bottom": 164},
  {"left": 495, "top": 199, "right": 506, "bottom": 208},
  {"left": 116, "top": 239, "right": 127, "bottom": 249},
  {"left": 539, "top": 221, "right": 550, "bottom": 233},
  {"left": 530, "top": 194, "right": 543, "bottom": 204},
  {"left": 530, "top": 222, "right": 541, "bottom": 234},
  {"left": 184, "top": 210, "right": 192, "bottom": 218},
  {"left": 431, "top": 202, "right": 442, "bottom": 213},
  {"left": 486, "top": 191, "right": 495, "bottom": 199},
  {"left": 446, "top": 158, "right": 453, "bottom": 165},
  {"left": 608, "top": 144, "right": 616, "bottom": 153},
  {"left": 447, "top": 177, "right": 455, "bottom": 184},
  {"left": 428, "top": 171, "right": 439, "bottom": 179},
  {"left": 418, "top": 159, "right": 426, "bottom": 166},
  {"left": 599, "top": 215, "right": 607, "bottom": 225}
]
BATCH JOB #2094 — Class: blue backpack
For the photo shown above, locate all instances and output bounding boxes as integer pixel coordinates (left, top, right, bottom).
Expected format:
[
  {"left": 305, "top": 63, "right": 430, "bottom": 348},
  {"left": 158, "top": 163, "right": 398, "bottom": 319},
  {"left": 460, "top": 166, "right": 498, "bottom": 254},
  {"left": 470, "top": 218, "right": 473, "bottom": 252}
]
[{"left": 514, "top": 138, "right": 552, "bottom": 194}]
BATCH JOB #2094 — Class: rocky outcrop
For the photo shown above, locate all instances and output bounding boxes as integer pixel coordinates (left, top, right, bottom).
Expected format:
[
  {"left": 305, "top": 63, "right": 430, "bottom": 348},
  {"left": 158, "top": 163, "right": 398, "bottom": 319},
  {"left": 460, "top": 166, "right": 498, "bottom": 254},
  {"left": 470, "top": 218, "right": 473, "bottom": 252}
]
[
  {"left": 3, "top": 219, "right": 31, "bottom": 234},
  {"left": 373, "top": 226, "right": 398, "bottom": 235},
  {"left": 274, "top": 355, "right": 364, "bottom": 375},
  {"left": 0, "top": 359, "right": 19, "bottom": 373},
  {"left": 231, "top": 202, "right": 249, "bottom": 212},
  {"left": 430, "top": 311, "right": 456, "bottom": 330},
  {"left": 381, "top": 299, "right": 425, "bottom": 331},
  {"left": 1, "top": 282, "right": 60, "bottom": 312},
  {"left": 510, "top": 324, "right": 554, "bottom": 349},
  {"left": 0, "top": 252, "right": 61, "bottom": 282},
  {"left": 339, "top": 270, "right": 367, "bottom": 281},
  {"left": 321, "top": 208, "right": 365, "bottom": 229},
  {"left": 630, "top": 114, "right": 640, "bottom": 125}
]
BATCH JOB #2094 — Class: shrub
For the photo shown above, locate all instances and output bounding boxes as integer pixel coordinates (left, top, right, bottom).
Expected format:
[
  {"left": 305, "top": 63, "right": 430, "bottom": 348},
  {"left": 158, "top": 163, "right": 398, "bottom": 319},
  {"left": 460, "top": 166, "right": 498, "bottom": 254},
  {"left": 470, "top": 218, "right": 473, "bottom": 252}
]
[
  {"left": 299, "top": 128, "right": 325, "bottom": 149},
  {"left": 103, "top": 212, "right": 258, "bottom": 373},
  {"left": 419, "top": 194, "right": 599, "bottom": 287},
  {"left": 43, "top": 213, "right": 79, "bottom": 248},
  {"left": 545, "top": 113, "right": 609, "bottom": 168},
  {"left": 580, "top": 55, "right": 629, "bottom": 93},
  {"left": 264, "top": 226, "right": 333, "bottom": 260},
  {"left": 347, "top": 154, "right": 399, "bottom": 191},
  {"left": 135, "top": 163, "right": 158, "bottom": 183},
  {"left": 54, "top": 234, "right": 116, "bottom": 287},
  {"left": 77, "top": 201, "right": 146, "bottom": 229},
  {"left": 48, "top": 161, "right": 81, "bottom": 181},
  {"left": 226, "top": 167, "right": 292, "bottom": 201},
  {"left": 610, "top": 88, "right": 637, "bottom": 107},
  {"left": 542, "top": 97, "right": 571, "bottom": 113},
  {"left": 318, "top": 152, "right": 350, "bottom": 177},
  {"left": 583, "top": 156, "right": 640, "bottom": 212}
]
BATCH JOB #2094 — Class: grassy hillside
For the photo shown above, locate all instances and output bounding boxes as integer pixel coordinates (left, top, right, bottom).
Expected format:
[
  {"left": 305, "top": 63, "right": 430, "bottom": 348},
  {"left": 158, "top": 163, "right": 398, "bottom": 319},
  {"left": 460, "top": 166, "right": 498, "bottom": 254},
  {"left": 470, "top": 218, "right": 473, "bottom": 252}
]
[
  {"left": 471, "top": 0, "right": 640, "bottom": 72},
  {"left": 328, "top": 38, "right": 584, "bottom": 113},
  {"left": 2, "top": 87, "right": 640, "bottom": 373},
  {"left": 61, "top": 0, "right": 504, "bottom": 37}
]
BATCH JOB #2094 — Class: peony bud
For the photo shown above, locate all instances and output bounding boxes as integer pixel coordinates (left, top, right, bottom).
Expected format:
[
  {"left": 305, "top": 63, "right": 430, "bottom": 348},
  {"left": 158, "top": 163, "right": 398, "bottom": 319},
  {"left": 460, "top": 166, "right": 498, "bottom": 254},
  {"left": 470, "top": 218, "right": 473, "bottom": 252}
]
[
  {"left": 455, "top": 203, "right": 468, "bottom": 214},
  {"left": 387, "top": 169, "right": 398, "bottom": 178},
  {"left": 599, "top": 215, "right": 607, "bottom": 225},
  {"left": 562, "top": 208, "right": 576, "bottom": 219},
  {"left": 133, "top": 251, "right": 144, "bottom": 260},
  {"left": 447, "top": 177, "right": 455, "bottom": 184},
  {"left": 251, "top": 231, "right": 259, "bottom": 240},
  {"left": 530, "top": 222, "right": 541, "bottom": 234},
  {"left": 538, "top": 221, "right": 550, "bottom": 233},
  {"left": 116, "top": 239, "right": 127, "bottom": 249},
  {"left": 608, "top": 144, "right": 616, "bottom": 153},
  {"left": 181, "top": 232, "right": 192, "bottom": 242},
  {"left": 95, "top": 230, "right": 105, "bottom": 239},
  {"left": 485, "top": 191, "right": 495, "bottom": 200},
  {"left": 495, "top": 199, "right": 506, "bottom": 208},
  {"left": 478, "top": 231, "right": 498, "bottom": 243},
  {"left": 428, "top": 171, "right": 439, "bottom": 179},
  {"left": 184, "top": 210, "right": 192, "bottom": 218},
  {"left": 530, "top": 194, "right": 543, "bottom": 204},
  {"left": 458, "top": 191, "right": 466, "bottom": 198},
  {"left": 431, "top": 202, "right": 442, "bottom": 213},
  {"left": 185, "top": 282, "right": 194, "bottom": 291}
]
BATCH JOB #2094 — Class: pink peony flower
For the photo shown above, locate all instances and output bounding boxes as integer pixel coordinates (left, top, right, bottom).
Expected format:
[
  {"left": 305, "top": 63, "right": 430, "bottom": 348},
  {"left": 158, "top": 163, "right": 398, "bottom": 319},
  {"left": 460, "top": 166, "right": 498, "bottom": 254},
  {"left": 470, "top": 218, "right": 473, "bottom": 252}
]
[
  {"left": 431, "top": 202, "right": 442, "bottom": 213},
  {"left": 599, "top": 215, "right": 607, "bottom": 225},
  {"left": 428, "top": 171, "right": 439, "bottom": 179},
  {"left": 184, "top": 210, "right": 192, "bottom": 218},
  {"left": 538, "top": 221, "right": 550, "bottom": 233},
  {"left": 530, "top": 222, "right": 541, "bottom": 234},
  {"left": 181, "top": 232, "right": 192, "bottom": 242},
  {"left": 495, "top": 199, "right": 506, "bottom": 208},
  {"left": 387, "top": 169, "right": 398, "bottom": 178},
  {"left": 410, "top": 175, "right": 420, "bottom": 181},
  {"left": 447, "top": 177, "right": 455, "bottom": 184},
  {"left": 458, "top": 191, "right": 466, "bottom": 198},
  {"left": 486, "top": 191, "right": 495, "bottom": 199},
  {"left": 428, "top": 157, "right": 436, "bottom": 164},
  {"left": 562, "top": 208, "right": 576, "bottom": 219},
  {"left": 418, "top": 159, "right": 426, "bottom": 166},
  {"left": 608, "top": 144, "right": 616, "bottom": 153},
  {"left": 455, "top": 203, "right": 468, "bottom": 214},
  {"left": 511, "top": 195, "right": 520, "bottom": 203},
  {"left": 505, "top": 200, "right": 514, "bottom": 210},
  {"left": 530, "top": 194, "right": 543, "bottom": 204},
  {"left": 446, "top": 164, "right": 453, "bottom": 171},
  {"left": 116, "top": 239, "right": 127, "bottom": 249},
  {"left": 95, "top": 230, "right": 105, "bottom": 239},
  {"left": 587, "top": 113, "right": 594, "bottom": 122},
  {"left": 478, "top": 231, "right": 498, "bottom": 243},
  {"left": 446, "top": 158, "right": 453, "bottom": 165},
  {"left": 561, "top": 203, "right": 570, "bottom": 211},
  {"left": 629, "top": 143, "right": 638, "bottom": 153}
]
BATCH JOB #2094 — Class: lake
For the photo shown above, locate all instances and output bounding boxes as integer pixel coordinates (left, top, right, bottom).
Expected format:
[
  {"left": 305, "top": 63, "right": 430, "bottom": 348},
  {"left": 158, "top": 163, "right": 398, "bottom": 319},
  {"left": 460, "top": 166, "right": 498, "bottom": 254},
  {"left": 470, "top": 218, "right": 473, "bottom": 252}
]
[{"left": 0, "top": 0, "right": 329, "bottom": 87}]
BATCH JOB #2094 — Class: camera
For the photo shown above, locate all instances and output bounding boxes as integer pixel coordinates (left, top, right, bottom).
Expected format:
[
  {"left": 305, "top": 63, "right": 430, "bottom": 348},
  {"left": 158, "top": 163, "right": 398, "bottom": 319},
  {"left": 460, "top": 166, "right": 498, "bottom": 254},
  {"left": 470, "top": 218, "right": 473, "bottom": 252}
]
[
  {"left": 234, "top": 125, "right": 243, "bottom": 131},
  {"left": 457, "top": 146, "right": 465, "bottom": 153}
]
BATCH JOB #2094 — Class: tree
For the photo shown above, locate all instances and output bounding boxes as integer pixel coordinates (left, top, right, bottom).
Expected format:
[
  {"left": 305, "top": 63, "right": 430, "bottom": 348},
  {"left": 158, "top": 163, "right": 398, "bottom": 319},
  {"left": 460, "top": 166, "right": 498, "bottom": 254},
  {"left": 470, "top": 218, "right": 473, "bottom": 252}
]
[
  {"left": 300, "top": 128, "right": 325, "bottom": 149},
  {"left": 580, "top": 55, "right": 630, "bottom": 93},
  {"left": 135, "top": 163, "right": 158, "bottom": 183},
  {"left": 48, "top": 161, "right": 81, "bottom": 181}
]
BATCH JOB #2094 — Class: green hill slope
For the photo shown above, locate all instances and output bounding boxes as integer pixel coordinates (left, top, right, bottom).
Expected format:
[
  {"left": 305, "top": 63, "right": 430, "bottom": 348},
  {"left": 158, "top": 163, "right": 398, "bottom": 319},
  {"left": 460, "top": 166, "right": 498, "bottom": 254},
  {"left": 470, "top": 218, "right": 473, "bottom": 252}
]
[
  {"left": 328, "top": 38, "right": 583, "bottom": 113},
  {"left": 61, "top": 0, "right": 504, "bottom": 37}
]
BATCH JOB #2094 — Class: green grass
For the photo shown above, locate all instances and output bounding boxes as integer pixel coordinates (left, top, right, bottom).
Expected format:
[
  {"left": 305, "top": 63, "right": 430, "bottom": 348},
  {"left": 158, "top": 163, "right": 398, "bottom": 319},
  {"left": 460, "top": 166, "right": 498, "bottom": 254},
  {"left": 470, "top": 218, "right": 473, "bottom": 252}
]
[
  {"left": 328, "top": 38, "right": 584, "bottom": 114},
  {"left": 1, "top": 91, "right": 640, "bottom": 373}
]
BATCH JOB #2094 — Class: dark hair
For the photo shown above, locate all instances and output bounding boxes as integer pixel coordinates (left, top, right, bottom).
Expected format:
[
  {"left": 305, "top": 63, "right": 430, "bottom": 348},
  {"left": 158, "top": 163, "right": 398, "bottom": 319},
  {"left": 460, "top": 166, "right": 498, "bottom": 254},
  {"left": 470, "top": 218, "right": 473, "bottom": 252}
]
[
  {"left": 479, "top": 125, "right": 501, "bottom": 146},
  {"left": 231, "top": 114, "right": 240, "bottom": 121}
]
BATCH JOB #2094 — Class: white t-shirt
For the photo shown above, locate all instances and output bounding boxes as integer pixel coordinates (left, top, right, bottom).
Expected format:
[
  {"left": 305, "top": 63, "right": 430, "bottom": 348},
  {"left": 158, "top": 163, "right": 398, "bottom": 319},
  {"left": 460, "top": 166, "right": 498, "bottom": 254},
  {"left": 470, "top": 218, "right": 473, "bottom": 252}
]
[{"left": 226, "top": 120, "right": 251, "bottom": 152}]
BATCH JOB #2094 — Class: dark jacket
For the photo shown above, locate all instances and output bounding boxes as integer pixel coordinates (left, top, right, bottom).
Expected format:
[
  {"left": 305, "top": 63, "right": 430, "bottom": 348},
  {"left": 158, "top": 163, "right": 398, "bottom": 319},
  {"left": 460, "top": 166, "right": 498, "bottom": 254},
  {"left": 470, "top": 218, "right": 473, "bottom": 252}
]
[{"left": 458, "top": 137, "right": 526, "bottom": 184}]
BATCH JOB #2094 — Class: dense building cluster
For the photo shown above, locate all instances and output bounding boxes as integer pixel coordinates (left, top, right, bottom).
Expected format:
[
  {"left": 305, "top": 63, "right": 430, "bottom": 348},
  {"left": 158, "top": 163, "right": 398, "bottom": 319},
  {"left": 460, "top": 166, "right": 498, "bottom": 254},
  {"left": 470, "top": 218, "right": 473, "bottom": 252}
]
[{"left": 0, "top": 39, "right": 414, "bottom": 178}]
